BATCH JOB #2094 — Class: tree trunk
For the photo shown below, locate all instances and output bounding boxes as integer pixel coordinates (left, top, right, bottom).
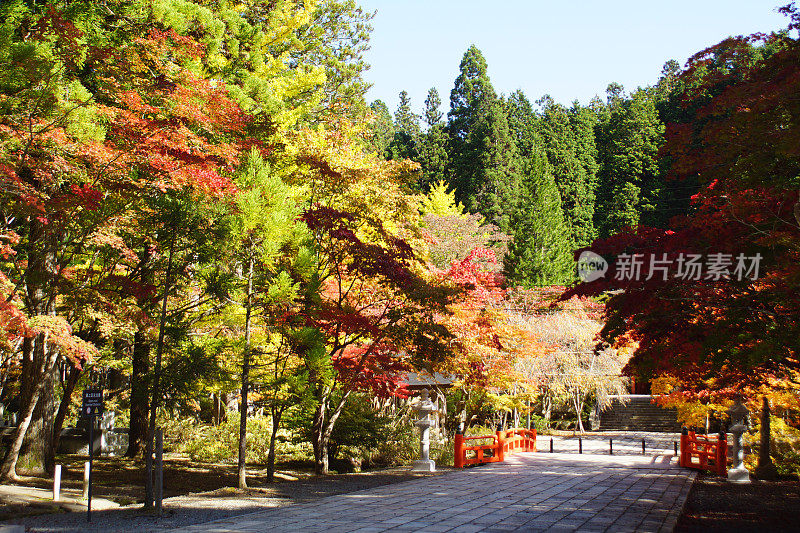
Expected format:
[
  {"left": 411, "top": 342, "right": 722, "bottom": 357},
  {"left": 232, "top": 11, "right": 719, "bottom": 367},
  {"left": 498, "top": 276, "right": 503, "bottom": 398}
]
[
  {"left": 311, "top": 391, "right": 328, "bottom": 475},
  {"left": 266, "top": 405, "right": 284, "bottom": 482},
  {"left": 145, "top": 229, "right": 176, "bottom": 508},
  {"left": 573, "top": 393, "right": 585, "bottom": 434},
  {"left": 237, "top": 256, "right": 254, "bottom": 489},
  {"left": 312, "top": 390, "right": 350, "bottom": 475},
  {"left": 0, "top": 334, "right": 58, "bottom": 481},
  {"left": 18, "top": 330, "right": 57, "bottom": 475},
  {"left": 18, "top": 215, "right": 59, "bottom": 475},
  {"left": 51, "top": 360, "right": 81, "bottom": 457},
  {"left": 20, "top": 344, "right": 56, "bottom": 474},
  {"left": 127, "top": 330, "right": 149, "bottom": 457}
]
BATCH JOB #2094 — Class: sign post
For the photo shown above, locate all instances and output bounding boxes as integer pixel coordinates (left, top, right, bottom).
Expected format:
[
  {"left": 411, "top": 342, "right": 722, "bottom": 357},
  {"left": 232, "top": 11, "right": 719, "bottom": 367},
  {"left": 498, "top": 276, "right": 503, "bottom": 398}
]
[{"left": 81, "top": 388, "right": 103, "bottom": 523}]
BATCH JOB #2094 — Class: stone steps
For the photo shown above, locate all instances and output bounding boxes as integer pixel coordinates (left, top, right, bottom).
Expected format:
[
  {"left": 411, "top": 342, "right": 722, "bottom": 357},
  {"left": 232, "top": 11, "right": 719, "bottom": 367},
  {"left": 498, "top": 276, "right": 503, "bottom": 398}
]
[{"left": 599, "top": 395, "right": 681, "bottom": 432}]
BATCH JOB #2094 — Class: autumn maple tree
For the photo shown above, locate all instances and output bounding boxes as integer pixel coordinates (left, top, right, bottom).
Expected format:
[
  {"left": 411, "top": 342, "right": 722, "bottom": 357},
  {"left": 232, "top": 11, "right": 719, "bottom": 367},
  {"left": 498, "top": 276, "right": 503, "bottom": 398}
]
[
  {"left": 0, "top": 1, "right": 250, "bottom": 480},
  {"left": 565, "top": 7, "right": 800, "bottom": 407}
]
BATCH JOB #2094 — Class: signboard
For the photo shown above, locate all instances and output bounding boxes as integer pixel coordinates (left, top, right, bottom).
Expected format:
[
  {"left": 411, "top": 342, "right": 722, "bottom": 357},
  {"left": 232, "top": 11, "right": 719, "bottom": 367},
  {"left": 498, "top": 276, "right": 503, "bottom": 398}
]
[
  {"left": 81, "top": 389, "right": 103, "bottom": 417},
  {"left": 81, "top": 388, "right": 104, "bottom": 522}
]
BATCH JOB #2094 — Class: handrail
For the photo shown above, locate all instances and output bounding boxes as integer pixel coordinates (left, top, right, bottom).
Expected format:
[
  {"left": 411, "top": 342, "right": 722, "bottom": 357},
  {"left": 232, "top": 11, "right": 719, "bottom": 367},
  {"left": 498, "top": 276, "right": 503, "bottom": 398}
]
[
  {"left": 463, "top": 435, "right": 496, "bottom": 441},
  {"left": 454, "top": 427, "right": 537, "bottom": 468},
  {"left": 679, "top": 427, "right": 727, "bottom": 476}
]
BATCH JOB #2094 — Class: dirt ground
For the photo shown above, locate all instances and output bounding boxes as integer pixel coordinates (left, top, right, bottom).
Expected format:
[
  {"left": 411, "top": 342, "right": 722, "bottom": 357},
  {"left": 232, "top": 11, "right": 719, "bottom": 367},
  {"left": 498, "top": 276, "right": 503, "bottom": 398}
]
[
  {"left": 676, "top": 472, "right": 800, "bottom": 532},
  {"left": 1, "top": 453, "right": 445, "bottom": 521}
]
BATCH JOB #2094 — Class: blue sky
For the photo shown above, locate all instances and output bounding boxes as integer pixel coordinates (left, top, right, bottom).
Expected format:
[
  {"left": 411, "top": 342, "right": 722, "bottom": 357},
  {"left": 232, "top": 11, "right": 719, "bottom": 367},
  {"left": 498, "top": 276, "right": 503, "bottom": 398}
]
[{"left": 359, "top": 1, "right": 790, "bottom": 115}]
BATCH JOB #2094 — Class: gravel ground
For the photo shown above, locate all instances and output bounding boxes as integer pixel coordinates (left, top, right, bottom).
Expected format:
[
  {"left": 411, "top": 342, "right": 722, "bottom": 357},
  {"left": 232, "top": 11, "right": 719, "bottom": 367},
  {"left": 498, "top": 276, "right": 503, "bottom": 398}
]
[{"left": 0, "top": 469, "right": 445, "bottom": 533}]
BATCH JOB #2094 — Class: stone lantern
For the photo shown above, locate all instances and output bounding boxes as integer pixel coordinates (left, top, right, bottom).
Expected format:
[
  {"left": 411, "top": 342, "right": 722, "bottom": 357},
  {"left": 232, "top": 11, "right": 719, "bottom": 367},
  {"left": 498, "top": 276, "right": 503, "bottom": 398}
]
[
  {"left": 727, "top": 399, "right": 750, "bottom": 483},
  {"left": 411, "top": 389, "right": 438, "bottom": 472}
]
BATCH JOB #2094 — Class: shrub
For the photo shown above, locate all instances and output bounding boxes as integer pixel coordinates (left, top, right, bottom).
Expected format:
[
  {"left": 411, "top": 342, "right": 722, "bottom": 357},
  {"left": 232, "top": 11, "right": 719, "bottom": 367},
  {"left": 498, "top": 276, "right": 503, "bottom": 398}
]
[
  {"left": 166, "top": 412, "right": 313, "bottom": 464},
  {"left": 745, "top": 416, "right": 800, "bottom": 477}
]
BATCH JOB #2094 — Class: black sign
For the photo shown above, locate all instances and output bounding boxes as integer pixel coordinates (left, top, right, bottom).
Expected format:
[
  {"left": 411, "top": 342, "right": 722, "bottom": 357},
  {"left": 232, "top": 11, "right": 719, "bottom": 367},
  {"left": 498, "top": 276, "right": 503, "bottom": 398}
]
[{"left": 81, "top": 389, "right": 103, "bottom": 417}]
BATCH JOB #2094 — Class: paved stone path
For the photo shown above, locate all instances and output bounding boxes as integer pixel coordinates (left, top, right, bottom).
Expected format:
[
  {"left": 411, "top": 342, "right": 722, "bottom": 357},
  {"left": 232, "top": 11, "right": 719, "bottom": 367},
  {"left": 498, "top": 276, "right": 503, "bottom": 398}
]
[{"left": 168, "top": 450, "right": 695, "bottom": 533}]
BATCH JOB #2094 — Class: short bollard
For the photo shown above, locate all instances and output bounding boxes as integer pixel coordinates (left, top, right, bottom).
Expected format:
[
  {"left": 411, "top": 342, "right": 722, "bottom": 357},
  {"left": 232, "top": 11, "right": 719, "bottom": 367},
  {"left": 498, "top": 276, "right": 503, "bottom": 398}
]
[
  {"left": 674, "top": 441, "right": 678, "bottom": 456},
  {"left": 579, "top": 438, "right": 582, "bottom": 454},
  {"left": 53, "top": 464, "right": 61, "bottom": 502},
  {"left": 609, "top": 439, "right": 613, "bottom": 455},
  {"left": 642, "top": 438, "right": 646, "bottom": 455},
  {"left": 550, "top": 438, "right": 553, "bottom": 453}
]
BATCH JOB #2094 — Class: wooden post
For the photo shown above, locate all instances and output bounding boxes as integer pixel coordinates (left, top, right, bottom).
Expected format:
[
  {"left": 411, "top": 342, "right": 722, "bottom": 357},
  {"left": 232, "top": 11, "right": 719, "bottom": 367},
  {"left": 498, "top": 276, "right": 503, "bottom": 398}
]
[
  {"left": 642, "top": 438, "right": 646, "bottom": 455},
  {"left": 454, "top": 424, "right": 465, "bottom": 468},
  {"left": 609, "top": 439, "right": 613, "bottom": 455},
  {"left": 579, "top": 438, "right": 582, "bottom": 454},
  {"left": 550, "top": 438, "right": 553, "bottom": 453},
  {"left": 53, "top": 464, "right": 61, "bottom": 501}
]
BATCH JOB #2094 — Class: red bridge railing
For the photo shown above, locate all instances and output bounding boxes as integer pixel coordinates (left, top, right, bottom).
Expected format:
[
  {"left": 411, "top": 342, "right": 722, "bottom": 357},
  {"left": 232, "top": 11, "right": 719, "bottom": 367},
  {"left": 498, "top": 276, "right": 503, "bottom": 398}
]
[
  {"left": 680, "top": 428, "right": 728, "bottom": 476},
  {"left": 454, "top": 427, "right": 537, "bottom": 468}
]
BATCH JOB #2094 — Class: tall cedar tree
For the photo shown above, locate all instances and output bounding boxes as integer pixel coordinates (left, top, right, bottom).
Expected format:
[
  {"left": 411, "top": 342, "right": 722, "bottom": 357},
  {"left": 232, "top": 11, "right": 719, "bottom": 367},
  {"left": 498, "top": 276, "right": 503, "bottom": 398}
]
[
  {"left": 366, "top": 99, "right": 394, "bottom": 156},
  {"left": 537, "top": 96, "right": 599, "bottom": 247},
  {"left": 446, "top": 45, "right": 523, "bottom": 232},
  {"left": 423, "top": 88, "right": 443, "bottom": 127},
  {"left": 567, "top": 102, "right": 601, "bottom": 244},
  {"left": 594, "top": 88, "right": 665, "bottom": 237},
  {"left": 388, "top": 90, "right": 420, "bottom": 161},
  {"left": 505, "top": 90, "right": 540, "bottom": 161},
  {"left": 417, "top": 88, "right": 449, "bottom": 191},
  {"left": 504, "top": 152, "right": 574, "bottom": 286}
]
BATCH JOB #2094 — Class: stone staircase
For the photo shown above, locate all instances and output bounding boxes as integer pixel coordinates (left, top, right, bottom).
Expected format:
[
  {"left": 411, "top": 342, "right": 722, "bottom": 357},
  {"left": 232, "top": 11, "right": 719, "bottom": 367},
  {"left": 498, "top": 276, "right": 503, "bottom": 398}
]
[{"left": 598, "top": 395, "right": 681, "bottom": 432}]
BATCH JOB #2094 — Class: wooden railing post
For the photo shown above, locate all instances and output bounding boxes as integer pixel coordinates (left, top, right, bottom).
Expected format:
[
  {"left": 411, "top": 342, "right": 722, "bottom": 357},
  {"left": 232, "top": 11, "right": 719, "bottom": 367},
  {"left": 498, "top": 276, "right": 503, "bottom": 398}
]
[
  {"left": 454, "top": 423, "right": 465, "bottom": 469},
  {"left": 680, "top": 426, "right": 729, "bottom": 478},
  {"left": 496, "top": 424, "right": 505, "bottom": 463}
]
